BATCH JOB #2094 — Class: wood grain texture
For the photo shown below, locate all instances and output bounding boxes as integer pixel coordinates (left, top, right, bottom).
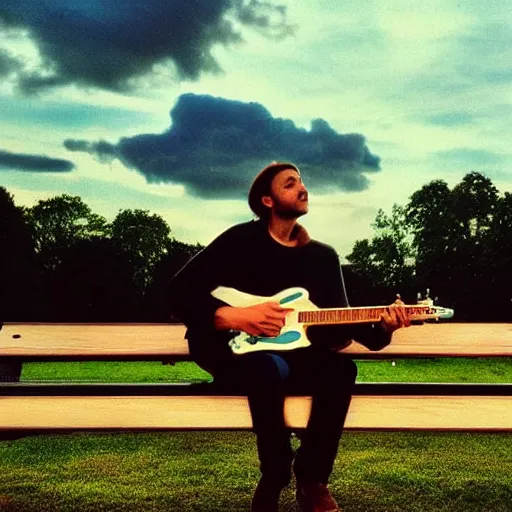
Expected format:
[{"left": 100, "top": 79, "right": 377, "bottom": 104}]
[
  {"left": 1, "top": 395, "right": 510, "bottom": 431},
  {"left": 1, "top": 323, "right": 511, "bottom": 358}
]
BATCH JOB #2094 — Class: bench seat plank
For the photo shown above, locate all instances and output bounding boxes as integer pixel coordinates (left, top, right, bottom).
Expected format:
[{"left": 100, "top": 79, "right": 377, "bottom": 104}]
[
  {"left": 1, "top": 395, "right": 511, "bottom": 431},
  {"left": 1, "top": 323, "right": 512, "bottom": 359}
]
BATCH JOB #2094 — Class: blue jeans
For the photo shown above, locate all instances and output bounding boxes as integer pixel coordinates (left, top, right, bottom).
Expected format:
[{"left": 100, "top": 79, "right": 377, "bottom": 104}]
[{"left": 206, "top": 347, "right": 358, "bottom": 486}]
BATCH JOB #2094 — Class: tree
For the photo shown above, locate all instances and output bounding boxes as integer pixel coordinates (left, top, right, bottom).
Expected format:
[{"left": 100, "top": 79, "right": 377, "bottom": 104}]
[
  {"left": 449, "top": 173, "right": 502, "bottom": 319},
  {"left": 25, "top": 194, "right": 108, "bottom": 270},
  {"left": 0, "top": 187, "right": 38, "bottom": 381},
  {"left": 451, "top": 171, "right": 499, "bottom": 241},
  {"left": 145, "top": 238, "right": 204, "bottom": 321},
  {"left": 110, "top": 209, "right": 173, "bottom": 292},
  {"left": 481, "top": 191, "right": 512, "bottom": 320},
  {"left": 406, "top": 179, "right": 455, "bottom": 262},
  {"left": 405, "top": 172, "right": 506, "bottom": 319},
  {"left": 346, "top": 204, "right": 415, "bottom": 303},
  {"left": 42, "top": 237, "right": 141, "bottom": 321},
  {"left": 0, "top": 187, "right": 37, "bottom": 319}
]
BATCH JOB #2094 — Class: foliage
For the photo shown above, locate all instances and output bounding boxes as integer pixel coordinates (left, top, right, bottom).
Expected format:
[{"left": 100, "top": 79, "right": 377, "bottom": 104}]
[
  {"left": 24, "top": 194, "right": 108, "bottom": 271},
  {"left": 110, "top": 209, "right": 173, "bottom": 291},
  {"left": 2, "top": 189, "right": 200, "bottom": 321},
  {"left": 346, "top": 204, "right": 415, "bottom": 302},
  {"left": 40, "top": 237, "right": 141, "bottom": 322},
  {"left": 406, "top": 172, "right": 508, "bottom": 319},
  {"left": 0, "top": 187, "right": 37, "bottom": 319},
  {"left": 347, "top": 172, "right": 511, "bottom": 319}
]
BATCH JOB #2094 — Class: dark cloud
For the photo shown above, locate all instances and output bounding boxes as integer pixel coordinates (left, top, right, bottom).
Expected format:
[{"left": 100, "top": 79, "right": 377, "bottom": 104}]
[
  {"left": 0, "top": 149, "right": 75, "bottom": 173},
  {"left": 0, "top": 0, "right": 292, "bottom": 94},
  {"left": 64, "top": 140, "right": 118, "bottom": 164},
  {"left": 0, "top": 51, "right": 22, "bottom": 77},
  {"left": 64, "top": 93, "right": 381, "bottom": 198}
]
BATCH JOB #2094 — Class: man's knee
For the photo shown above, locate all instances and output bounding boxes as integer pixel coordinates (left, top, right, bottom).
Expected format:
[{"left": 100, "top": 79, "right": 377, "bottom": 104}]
[
  {"left": 238, "top": 352, "right": 291, "bottom": 386},
  {"left": 323, "top": 353, "right": 358, "bottom": 386}
]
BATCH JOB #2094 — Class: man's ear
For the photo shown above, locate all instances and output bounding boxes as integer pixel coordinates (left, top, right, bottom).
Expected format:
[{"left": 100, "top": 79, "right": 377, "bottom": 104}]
[{"left": 261, "top": 195, "right": 273, "bottom": 209}]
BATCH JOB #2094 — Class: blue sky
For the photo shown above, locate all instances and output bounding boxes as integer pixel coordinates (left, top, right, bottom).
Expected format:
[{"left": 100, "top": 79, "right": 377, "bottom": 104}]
[{"left": 1, "top": 0, "right": 511, "bottom": 259}]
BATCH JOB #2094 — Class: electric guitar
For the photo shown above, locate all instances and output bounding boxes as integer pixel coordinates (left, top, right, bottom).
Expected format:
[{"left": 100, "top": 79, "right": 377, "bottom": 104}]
[{"left": 211, "top": 286, "right": 454, "bottom": 355}]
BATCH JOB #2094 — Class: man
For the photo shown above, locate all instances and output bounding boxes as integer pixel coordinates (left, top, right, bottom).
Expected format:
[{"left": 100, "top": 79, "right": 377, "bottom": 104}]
[{"left": 168, "top": 162, "right": 409, "bottom": 512}]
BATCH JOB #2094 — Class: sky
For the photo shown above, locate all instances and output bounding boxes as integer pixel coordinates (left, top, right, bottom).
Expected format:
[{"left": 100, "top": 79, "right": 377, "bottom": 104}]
[{"left": 1, "top": 0, "right": 512, "bottom": 260}]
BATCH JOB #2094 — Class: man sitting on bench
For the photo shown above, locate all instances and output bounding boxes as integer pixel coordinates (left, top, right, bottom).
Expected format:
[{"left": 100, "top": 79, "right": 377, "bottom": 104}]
[{"left": 168, "top": 162, "right": 409, "bottom": 512}]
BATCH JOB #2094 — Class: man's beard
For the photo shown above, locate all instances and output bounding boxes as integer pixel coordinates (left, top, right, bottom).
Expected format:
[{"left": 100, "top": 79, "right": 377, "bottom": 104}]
[{"left": 272, "top": 199, "right": 307, "bottom": 220}]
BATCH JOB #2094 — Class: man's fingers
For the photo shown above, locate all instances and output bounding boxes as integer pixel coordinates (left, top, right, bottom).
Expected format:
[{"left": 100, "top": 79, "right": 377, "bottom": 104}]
[
  {"left": 389, "top": 304, "right": 410, "bottom": 327},
  {"left": 269, "top": 303, "right": 294, "bottom": 313},
  {"left": 396, "top": 304, "right": 411, "bottom": 327},
  {"left": 381, "top": 305, "right": 410, "bottom": 331},
  {"left": 260, "top": 325, "right": 282, "bottom": 337}
]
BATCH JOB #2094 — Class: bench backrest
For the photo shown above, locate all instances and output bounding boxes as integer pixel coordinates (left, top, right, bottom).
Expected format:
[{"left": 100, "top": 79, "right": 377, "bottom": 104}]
[{"left": 1, "top": 322, "right": 511, "bottom": 360}]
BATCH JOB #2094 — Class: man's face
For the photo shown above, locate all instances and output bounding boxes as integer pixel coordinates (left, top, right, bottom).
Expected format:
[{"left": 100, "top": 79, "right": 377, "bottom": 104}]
[{"left": 265, "top": 168, "right": 309, "bottom": 219}]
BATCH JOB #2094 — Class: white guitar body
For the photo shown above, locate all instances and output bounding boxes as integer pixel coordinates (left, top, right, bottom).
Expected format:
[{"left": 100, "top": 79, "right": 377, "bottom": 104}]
[{"left": 211, "top": 286, "right": 316, "bottom": 355}]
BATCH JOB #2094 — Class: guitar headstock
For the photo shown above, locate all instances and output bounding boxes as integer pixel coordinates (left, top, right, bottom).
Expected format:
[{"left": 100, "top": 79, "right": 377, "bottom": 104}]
[{"left": 409, "top": 304, "right": 454, "bottom": 322}]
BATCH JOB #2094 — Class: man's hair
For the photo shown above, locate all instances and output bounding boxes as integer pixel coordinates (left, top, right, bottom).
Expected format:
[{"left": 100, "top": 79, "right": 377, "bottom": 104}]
[{"left": 248, "top": 162, "right": 300, "bottom": 218}]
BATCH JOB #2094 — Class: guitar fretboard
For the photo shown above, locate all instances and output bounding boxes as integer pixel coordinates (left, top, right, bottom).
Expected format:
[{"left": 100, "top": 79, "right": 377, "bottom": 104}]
[{"left": 298, "top": 305, "right": 432, "bottom": 325}]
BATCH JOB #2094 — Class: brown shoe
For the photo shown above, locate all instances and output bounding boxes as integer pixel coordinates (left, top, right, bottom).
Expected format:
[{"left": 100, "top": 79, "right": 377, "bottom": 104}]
[
  {"left": 296, "top": 481, "right": 341, "bottom": 512},
  {"left": 251, "top": 478, "right": 283, "bottom": 512}
]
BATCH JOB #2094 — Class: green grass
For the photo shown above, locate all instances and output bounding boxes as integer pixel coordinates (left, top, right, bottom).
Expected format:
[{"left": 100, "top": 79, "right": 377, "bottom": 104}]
[
  {"left": 2, "top": 359, "right": 511, "bottom": 511},
  {"left": 19, "top": 358, "right": 512, "bottom": 384},
  {"left": 20, "top": 361, "right": 213, "bottom": 383},
  {"left": 355, "top": 358, "right": 512, "bottom": 383},
  {"left": 0, "top": 432, "right": 510, "bottom": 511}
]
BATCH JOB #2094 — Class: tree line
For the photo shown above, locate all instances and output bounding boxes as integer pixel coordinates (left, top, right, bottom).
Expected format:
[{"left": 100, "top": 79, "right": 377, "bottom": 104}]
[
  {"left": 0, "top": 189, "right": 203, "bottom": 322},
  {"left": 343, "top": 171, "right": 511, "bottom": 321},
  {"left": 1, "top": 170, "right": 511, "bottom": 323}
]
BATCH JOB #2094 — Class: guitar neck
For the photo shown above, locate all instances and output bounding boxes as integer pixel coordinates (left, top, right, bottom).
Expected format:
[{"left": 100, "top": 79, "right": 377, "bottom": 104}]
[{"left": 298, "top": 305, "right": 432, "bottom": 326}]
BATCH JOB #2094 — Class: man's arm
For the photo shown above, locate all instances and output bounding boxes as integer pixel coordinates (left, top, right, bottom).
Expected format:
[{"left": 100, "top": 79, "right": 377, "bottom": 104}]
[
  {"left": 168, "top": 224, "right": 291, "bottom": 337},
  {"left": 349, "top": 298, "right": 411, "bottom": 351},
  {"left": 309, "top": 247, "right": 408, "bottom": 350}
]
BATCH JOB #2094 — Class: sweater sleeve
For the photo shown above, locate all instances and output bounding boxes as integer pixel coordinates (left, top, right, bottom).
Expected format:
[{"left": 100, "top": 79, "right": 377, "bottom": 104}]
[
  {"left": 306, "top": 247, "right": 351, "bottom": 345},
  {"left": 307, "top": 247, "right": 392, "bottom": 351},
  {"left": 167, "top": 226, "right": 238, "bottom": 333}
]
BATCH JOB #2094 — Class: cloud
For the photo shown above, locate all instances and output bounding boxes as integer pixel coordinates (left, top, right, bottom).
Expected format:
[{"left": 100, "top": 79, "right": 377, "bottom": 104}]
[
  {"left": 0, "top": 149, "right": 75, "bottom": 173},
  {"left": 64, "top": 140, "right": 118, "bottom": 164},
  {"left": 64, "top": 93, "right": 381, "bottom": 198},
  {"left": 0, "top": 51, "right": 22, "bottom": 78},
  {"left": 0, "top": 0, "right": 293, "bottom": 94}
]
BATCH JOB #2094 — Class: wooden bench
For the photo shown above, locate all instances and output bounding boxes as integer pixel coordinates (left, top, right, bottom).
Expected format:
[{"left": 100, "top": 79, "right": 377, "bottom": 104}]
[{"left": 1, "top": 322, "right": 511, "bottom": 434}]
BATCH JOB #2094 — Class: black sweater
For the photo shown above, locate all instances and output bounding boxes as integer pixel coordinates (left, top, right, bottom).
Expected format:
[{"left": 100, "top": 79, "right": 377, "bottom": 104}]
[{"left": 168, "top": 220, "right": 390, "bottom": 368}]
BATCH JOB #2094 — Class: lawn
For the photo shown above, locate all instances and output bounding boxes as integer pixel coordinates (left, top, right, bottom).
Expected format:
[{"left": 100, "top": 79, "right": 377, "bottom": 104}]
[
  {"left": 18, "top": 357, "right": 512, "bottom": 384},
  {"left": 1, "top": 431, "right": 510, "bottom": 512},
  {"left": 1, "top": 358, "right": 511, "bottom": 511}
]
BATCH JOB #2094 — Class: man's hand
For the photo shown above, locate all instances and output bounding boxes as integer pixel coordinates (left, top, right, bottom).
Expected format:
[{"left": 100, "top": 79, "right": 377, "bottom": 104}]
[
  {"left": 379, "top": 295, "right": 411, "bottom": 334},
  {"left": 214, "top": 302, "right": 293, "bottom": 337}
]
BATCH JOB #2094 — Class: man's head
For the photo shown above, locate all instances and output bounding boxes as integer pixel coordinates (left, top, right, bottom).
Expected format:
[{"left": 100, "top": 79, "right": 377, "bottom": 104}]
[{"left": 248, "top": 162, "right": 309, "bottom": 220}]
